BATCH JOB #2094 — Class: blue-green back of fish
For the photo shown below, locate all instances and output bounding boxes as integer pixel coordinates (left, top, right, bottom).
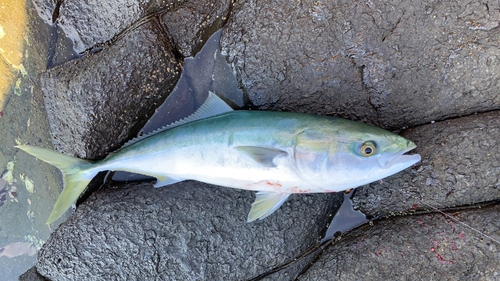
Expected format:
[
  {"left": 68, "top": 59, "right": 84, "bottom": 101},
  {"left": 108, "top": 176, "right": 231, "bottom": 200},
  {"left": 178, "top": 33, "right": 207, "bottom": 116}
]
[{"left": 16, "top": 93, "right": 420, "bottom": 223}]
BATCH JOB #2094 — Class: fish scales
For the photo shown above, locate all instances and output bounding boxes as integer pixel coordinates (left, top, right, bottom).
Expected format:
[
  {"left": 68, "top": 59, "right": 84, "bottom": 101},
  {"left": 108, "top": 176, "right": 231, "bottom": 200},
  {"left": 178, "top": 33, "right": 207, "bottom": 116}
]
[
  {"left": 101, "top": 111, "right": 336, "bottom": 192},
  {"left": 15, "top": 93, "right": 421, "bottom": 223}
]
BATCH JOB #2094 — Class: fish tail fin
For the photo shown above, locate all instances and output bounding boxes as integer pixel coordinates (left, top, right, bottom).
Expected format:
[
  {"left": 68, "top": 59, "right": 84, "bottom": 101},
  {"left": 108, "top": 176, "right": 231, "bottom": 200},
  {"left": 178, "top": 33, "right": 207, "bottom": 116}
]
[{"left": 15, "top": 145, "right": 99, "bottom": 224}]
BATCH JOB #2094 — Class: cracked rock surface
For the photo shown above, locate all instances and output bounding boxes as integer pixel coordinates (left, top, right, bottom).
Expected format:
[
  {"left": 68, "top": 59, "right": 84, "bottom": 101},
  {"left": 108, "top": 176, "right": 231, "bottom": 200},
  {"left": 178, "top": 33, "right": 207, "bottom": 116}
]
[
  {"left": 20, "top": 0, "right": 500, "bottom": 280},
  {"left": 35, "top": 182, "right": 340, "bottom": 280},
  {"left": 41, "top": 20, "right": 181, "bottom": 159},
  {"left": 300, "top": 204, "right": 500, "bottom": 280},
  {"left": 221, "top": 0, "right": 500, "bottom": 128}
]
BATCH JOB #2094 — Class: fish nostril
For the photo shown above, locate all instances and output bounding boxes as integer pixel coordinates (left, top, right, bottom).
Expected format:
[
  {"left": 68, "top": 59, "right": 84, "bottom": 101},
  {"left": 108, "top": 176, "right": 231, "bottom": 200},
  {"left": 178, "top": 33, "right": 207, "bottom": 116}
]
[{"left": 407, "top": 140, "right": 414, "bottom": 147}]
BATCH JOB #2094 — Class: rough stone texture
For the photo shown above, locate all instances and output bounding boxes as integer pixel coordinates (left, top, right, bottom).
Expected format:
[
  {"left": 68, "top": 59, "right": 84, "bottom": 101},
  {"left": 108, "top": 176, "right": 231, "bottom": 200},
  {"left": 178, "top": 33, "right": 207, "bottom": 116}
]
[
  {"left": 161, "top": 1, "right": 233, "bottom": 57},
  {"left": 27, "top": 0, "right": 500, "bottom": 279},
  {"left": 54, "top": 0, "right": 150, "bottom": 52},
  {"left": 32, "top": 0, "right": 232, "bottom": 56},
  {"left": 300, "top": 204, "right": 500, "bottom": 280},
  {"left": 221, "top": 0, "right": 500, "bottom": 128},
  {"left": 40, "top": 21, "right": 181, "bottom": 159},
  {"left": 35, "top": 182, "right": 341, "bottom": 280},
  {"left": 353, "top": 111, "right": 500, "bottom": 217},
  {"left": 30, "top": 0, "right": 57, "bottom": 24}
]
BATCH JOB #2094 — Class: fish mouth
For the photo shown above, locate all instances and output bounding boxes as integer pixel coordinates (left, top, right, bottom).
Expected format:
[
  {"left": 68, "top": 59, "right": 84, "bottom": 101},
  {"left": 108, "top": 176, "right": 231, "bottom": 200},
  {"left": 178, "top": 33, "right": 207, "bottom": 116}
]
[{"left": 377, "top": 145, "right": 421, "bottom": 169}]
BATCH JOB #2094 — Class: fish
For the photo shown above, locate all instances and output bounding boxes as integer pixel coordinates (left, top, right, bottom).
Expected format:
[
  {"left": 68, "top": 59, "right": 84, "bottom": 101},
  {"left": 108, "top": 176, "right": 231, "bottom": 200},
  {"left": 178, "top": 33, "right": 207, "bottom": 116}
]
[{"left": 15, "top": 92, "right": 421, "bottom": 224}]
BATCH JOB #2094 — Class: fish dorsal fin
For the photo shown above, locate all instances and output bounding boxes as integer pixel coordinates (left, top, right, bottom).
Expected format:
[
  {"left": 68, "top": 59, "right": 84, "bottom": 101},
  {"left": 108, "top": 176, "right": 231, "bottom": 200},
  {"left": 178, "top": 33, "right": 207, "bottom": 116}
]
[
  {"left": 247, "top": 192, "right": 291, "bottom": 222},
  {"left": 123, "top": 92, "right": 233, "bottom": 147}
]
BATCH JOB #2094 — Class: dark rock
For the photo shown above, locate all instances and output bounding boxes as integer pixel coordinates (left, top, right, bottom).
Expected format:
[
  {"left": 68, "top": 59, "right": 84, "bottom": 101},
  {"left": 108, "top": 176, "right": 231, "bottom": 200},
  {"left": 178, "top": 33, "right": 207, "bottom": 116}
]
[
  {"left": 31, "top": 0, "right": 500, "bottom": 279},
  {"left": 221, "top": 0, "right": 500, "bottom": 128},
  {"left": 160, "top": 0, "right": 233, "bottom": 57},
  {"left": 19, "top": 266, "right": 48, "bottom": 281},
  {"left": 30, "top": 0, "right": 57, "bottom": 24},
  {"left": 40, "top": 21, "right": 181, "bottom": 159},
  {"left": 299, "top": 204, "right": 500, "bottom": 280},
  {"left": 32, "top": 0, "right": 232, "bottom": 57},
  {"left": 35, "top": 181, "right": 341, "bottom": 280},
  {"left": 353, "top": 111, "right": 500, "bottom": 217},
  {"left": 54, "top": 0, "right": 150, "bottom": 52}
]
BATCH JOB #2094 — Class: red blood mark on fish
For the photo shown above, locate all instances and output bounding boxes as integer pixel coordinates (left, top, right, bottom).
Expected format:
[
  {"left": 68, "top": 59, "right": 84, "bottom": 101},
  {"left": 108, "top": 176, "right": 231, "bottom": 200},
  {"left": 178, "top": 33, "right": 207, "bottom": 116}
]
[
  {"left": 0, "top": 111, "right": 4, "bottom": 117},
  {"left": 289, "top": 186, "right": 311, "bottom": 193},
  {"left": 265, "top": 181, "right": 281, "bottom": 187},
  {"left": 246, "top": 180, "right": 283, "bottom": 191}
]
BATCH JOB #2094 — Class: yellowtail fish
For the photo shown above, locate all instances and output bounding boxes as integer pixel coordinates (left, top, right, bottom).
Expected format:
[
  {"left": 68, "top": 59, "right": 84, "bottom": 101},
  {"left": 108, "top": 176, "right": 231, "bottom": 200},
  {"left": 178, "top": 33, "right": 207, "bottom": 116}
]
[{"left": 16, "top": 92, "right": 421, "bottom": 224}]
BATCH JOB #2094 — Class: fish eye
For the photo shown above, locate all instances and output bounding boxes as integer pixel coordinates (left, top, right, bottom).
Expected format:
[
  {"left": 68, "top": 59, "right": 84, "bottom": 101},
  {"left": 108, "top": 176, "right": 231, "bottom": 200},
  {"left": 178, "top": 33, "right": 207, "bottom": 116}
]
[{"left": 360, "top": 141, "right": 376, "bottom": 157}]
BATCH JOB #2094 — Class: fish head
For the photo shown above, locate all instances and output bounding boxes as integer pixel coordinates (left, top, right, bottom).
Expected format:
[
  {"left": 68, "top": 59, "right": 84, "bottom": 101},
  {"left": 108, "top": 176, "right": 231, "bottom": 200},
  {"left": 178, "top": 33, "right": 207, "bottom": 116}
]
[{"left": 293, "top": 119, "right": 421, "bottom": 190}]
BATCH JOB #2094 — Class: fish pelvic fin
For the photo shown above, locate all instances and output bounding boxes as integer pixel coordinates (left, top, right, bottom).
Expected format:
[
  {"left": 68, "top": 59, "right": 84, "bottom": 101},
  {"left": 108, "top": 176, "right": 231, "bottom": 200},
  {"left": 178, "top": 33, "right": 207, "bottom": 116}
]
[
  {"left": 247, "top": 192, "right": 291, "bottom": 222},
  {"left": 15, "top": 145, "right": 98, "bottom": 224}
]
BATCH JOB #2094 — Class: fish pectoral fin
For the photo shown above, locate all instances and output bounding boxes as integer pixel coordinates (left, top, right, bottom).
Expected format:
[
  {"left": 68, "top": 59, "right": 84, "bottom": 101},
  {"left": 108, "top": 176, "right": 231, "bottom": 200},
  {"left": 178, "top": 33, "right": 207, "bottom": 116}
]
[
  {"left": 234, "top": 146, "right": 287, "bottom": 167},
  {"left": 154, "top": 176, "right": 183, "bottom": 188},
  {"left": 247, "top": 192, "right": 291, "bottom": 222}
]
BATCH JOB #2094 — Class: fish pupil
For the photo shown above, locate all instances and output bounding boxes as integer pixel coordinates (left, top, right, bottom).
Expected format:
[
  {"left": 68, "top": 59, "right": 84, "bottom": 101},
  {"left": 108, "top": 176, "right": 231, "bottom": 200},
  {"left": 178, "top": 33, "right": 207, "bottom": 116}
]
[
  {"left": 364, "top": 147, "right": 373, "bottom": 155},
  {"left": 360, "top": 141, "right": 376, "bottom": 156}
]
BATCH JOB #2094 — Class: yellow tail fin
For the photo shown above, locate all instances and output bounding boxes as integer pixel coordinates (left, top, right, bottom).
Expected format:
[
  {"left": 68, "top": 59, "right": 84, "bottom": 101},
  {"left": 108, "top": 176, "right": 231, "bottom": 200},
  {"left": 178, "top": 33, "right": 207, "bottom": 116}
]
[{"left": 15, "top": 145, "right": 98, "bottom": 224}]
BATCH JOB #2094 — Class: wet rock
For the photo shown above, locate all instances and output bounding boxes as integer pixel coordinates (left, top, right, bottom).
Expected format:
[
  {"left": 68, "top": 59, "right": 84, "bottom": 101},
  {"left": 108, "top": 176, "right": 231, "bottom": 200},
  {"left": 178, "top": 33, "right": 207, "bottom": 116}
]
[
  {"left": 139, "top": 29, "right": 244, "bottom": 135},
  {"left": 353, "top": 111, "right": 500, "bottom": 217},
  {"left": 221, "top": 0, "right": 500, "bottom": 128},
  {"left": 29, "top": 0, "right": 500, "bottom": 279},
  {"left": 40, "top": 21, "right": 181, "bottom": 159},
  {"left": 18, "top": 266, "right": 48, "bottom": 281},
  {"left": 299, "top": 204, "right": 500, "bottom": 280},
  {"left": 35, "top": 181, "right": 341, "bottom": 280},
  {"left": 32, "top": 0, "right": 232, "bottom": 57},
  {"left": 161, "top": 0, "right": 232, "bottom": 57},
  {"left": 30, "top": 0, "right": 57, "bottom": 27},
  {"left": 52, "top": 0, "right": 150, "bottom": 52}
]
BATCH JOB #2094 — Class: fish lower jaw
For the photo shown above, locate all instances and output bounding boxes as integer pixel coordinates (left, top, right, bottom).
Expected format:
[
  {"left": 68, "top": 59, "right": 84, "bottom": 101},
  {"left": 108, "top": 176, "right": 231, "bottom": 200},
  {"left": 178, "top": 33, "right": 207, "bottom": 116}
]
[
  {"left": 387, "top": 153, "right": 421, "bottom": 169},
  {"left": 377, "top": 151, "right": 421, "bottom": 169}
]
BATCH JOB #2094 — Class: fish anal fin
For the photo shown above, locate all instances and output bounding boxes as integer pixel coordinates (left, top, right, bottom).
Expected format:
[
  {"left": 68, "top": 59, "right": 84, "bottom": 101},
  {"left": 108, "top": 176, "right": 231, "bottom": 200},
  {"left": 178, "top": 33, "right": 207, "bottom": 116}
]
[
  {"left": 247, "top": 192, "right": 291, "bottom": 222},
  {"left": 235, "top": 146, "right": 287, "bottom": 167}
]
